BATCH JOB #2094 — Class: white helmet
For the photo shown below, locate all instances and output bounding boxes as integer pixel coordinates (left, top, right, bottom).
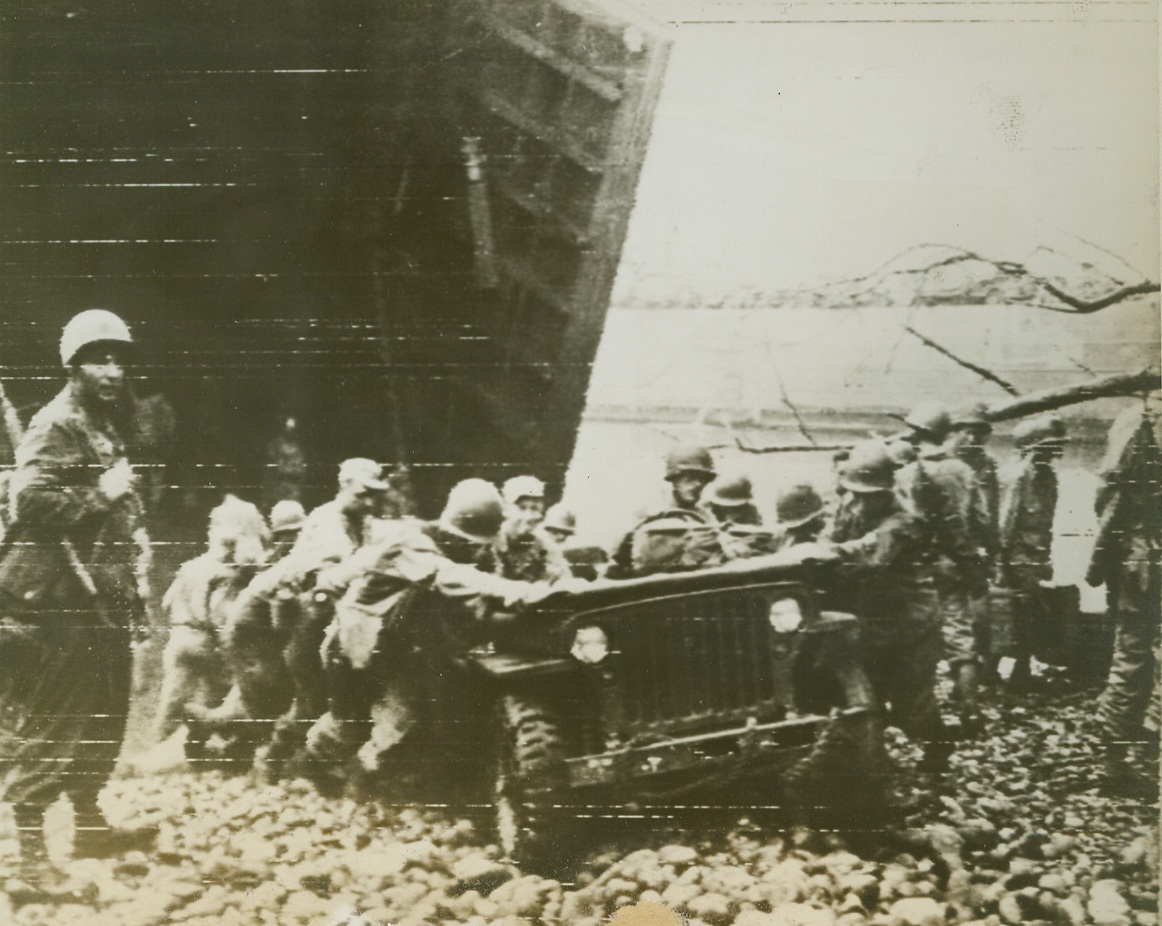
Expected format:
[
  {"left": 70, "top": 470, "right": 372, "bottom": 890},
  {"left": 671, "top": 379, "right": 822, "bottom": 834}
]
[
  {"left": 501, "top": 475, "right": 546, "bottom": 506},
  {"left": 60, "top": 309, "right": 133, "bottom": 367}
]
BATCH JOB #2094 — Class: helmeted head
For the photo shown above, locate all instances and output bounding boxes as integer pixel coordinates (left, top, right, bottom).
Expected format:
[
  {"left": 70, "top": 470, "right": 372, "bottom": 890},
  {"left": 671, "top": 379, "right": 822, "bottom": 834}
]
[
  {"left": 664, "top": 444, "right": 716, "bottom": 508},
  {"left": 776, "top": 483, "right": 826, "bottom": 529},
  {"left": 61, "top": 309, "right": 133, "bottom": 409},
  {"left": 208, "top": 494, "right": 270, "bottom": 567},
  {"left": 886, "top": 438, "right": 918, "bottom": 467},
  {"left": 839, "top": 440, "right": 898, "bottom": 494},
  {"left": 270, "top": 499, "right": 306, "bottom": 538},
  {"left": 439, "top": 478, "right": 505, "bottom": 544},
  {"left": 1013, "top": 414, "right": 1067, "bottom": 458},
  {"left": 60, "top": 309, "right": 133, "bottom": 367},
  {"left": 541, "top": 503, "right": 576, "bottom": 544},
  {"left": 903, "top": 400, "right": 953, "bottom": 445},
  {"left": 501, "top": 475, "right": 546, "bottom": 533},
  {"left": 336, "top": 457, "right": 390, "bottom": 516},
  {"left": 705, "top": 474, "right": 753, "bottom": 509},
  {"left": 949, "top": 402, "right": 993, "bottom": 450}
]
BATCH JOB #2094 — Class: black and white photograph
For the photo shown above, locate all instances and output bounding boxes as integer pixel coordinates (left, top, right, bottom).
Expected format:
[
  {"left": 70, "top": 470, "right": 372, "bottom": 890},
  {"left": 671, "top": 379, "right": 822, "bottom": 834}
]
[{"left": 0, "top": 1, "right": 1158, "bottom": 923}]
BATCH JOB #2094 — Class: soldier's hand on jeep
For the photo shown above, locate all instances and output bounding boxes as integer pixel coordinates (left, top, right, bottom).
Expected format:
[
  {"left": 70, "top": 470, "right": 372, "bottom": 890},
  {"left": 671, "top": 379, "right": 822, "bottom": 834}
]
[
  {"left": 780, "top": 542, "right": 839, "bottom": 565},
  {"left": 98, "top": 460, "right": 136, "bottom": 502}
]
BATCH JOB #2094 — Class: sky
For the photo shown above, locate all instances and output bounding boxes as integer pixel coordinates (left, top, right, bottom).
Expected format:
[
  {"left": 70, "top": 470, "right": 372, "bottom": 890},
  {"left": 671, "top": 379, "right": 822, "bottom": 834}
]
[{"left": 611, "top": 0, "right": 1160, "bottom": 302}]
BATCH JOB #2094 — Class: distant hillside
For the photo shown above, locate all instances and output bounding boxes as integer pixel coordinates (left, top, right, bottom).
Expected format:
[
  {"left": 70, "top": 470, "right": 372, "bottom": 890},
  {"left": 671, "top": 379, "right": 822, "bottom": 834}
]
[{"left": 621, "top": 244, "right": 1158, "bottom": 311}]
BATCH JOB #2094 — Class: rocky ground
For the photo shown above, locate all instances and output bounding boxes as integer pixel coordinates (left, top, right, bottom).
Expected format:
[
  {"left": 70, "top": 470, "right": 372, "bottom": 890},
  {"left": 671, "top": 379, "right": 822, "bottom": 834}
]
[{"left": 1, "top": 671, "right": 1156, "bottom": 926}]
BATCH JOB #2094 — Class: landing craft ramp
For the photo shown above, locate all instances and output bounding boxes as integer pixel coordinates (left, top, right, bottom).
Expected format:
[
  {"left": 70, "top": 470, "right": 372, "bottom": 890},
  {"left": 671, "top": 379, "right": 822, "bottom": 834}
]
[{"left": 0, "top": 0, "right": 670, "bottom": 510}]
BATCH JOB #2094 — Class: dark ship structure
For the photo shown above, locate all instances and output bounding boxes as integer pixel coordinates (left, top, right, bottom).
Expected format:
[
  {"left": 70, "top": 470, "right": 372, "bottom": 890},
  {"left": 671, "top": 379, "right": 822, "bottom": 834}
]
[{"left": 0, "top": 0, "right": 671, "bottom": 511}]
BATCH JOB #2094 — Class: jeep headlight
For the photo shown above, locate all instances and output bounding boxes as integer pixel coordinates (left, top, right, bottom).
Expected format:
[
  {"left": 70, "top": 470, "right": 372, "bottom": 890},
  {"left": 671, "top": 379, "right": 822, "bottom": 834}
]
[
  {"left": 768, "top": 598, "right": 803, "bottom": 634},
  {"left": 571, "top": 626, "right": 609, "bottom": 664}
]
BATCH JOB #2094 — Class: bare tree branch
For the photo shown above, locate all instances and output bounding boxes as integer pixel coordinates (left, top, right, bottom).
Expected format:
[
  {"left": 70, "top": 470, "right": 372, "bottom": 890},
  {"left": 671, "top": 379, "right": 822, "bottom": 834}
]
[
  {"left": 984, "top": 369, "right": 1161, "bottom": 422},
  {"left": 1039, "top": 281, "right": 1160, "bottom": 314},
  {"left": 771, "top": 368, "right": 817, "bottom": 446},
  {"left": 904, "top": 326, "right": 1021, "bottom": 396}
]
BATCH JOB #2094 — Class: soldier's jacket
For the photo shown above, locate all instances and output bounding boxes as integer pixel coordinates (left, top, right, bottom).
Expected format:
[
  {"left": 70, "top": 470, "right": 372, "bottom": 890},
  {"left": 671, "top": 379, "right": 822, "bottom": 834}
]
[
  {"left": 495, "top": 521, "right": 569, "bottom": 583},
  {"left": 998, "top": 456, "right": 1057, "bottom": 586},
  {"left": 955, "top": 446, "right": 1000, "bottom": 562},
  {"left": 285, "top": 498, "right": 366, "bottom": 580},
  {"left": 325, "top": 519, "right": 554, "bottom": 668},
  {"left": 1087, "top": 405, "right": 1162, "bottom": 590},
  {"left": 163, "top": 552, "right": 257, "bottom": 633},
  {"left": 829, "top": 502, "right": 941, "bottom": 620},
  {"left": 0, "top": 386, "right": 145, "bottom": 613},
  {"left": 899, "top": 449, "right": 989, "bottom": 596}
]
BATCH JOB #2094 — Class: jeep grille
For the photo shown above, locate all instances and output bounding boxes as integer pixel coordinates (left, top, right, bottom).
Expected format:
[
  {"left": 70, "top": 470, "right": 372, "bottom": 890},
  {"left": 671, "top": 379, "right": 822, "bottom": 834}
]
[{"left": 589, "top": 585, "right": 800, "bottom": 736}]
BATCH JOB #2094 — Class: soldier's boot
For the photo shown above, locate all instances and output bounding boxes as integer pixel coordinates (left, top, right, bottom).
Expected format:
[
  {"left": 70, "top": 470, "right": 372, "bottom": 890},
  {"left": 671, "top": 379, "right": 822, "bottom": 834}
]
[
  {"left": 70, "top": 800, "right": 159, "bottom": 859},
  {"left": 1102, "top": 742, "right": 1159, "bottom": 799},
  {"left": 917, "top": 739, "right": 955, "bottom": 774},
  {"left": 7, "top": 805, "right": 97, "bottom": 907}
]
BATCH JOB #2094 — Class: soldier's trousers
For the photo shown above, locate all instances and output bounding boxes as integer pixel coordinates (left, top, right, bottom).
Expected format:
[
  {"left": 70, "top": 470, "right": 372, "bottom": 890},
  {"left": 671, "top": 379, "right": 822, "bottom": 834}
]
[
  {"left": 155, "top": 624, "right": 231, "bottom": 742},
  {"left": 858, "top": 592, "right": 945, "bottom": 746},
  {"left": 268, "top": 600, "right": 332, "bottom": 762},
  {"left": 0, "top": 610, "right": 131, "bottom": 815},
  {"left": 1098, "top": 566, "right": 1161, "bottom": 743}
]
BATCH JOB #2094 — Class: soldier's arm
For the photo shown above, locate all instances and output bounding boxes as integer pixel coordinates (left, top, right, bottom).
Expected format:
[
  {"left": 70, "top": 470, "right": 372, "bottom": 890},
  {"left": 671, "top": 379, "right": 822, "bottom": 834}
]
[{"left": 11, "top": 419, "right": 116, "bottom": 529}]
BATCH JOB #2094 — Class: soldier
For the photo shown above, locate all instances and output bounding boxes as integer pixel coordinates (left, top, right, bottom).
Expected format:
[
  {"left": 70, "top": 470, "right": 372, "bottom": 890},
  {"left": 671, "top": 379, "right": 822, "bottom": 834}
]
[
  {"left": 704, "top": 474, "right": 763, "bottom": 527},
  {"left": 263, "top": 457, "right": 390, "bottom": 778},
  {"left": 269, "top": 498, "right": 306, "bottom": 560},
  {"left": 495, "top": 476, "right": 567, "bottom": 582},
  {"left": 773, "top": 483, "right": 827, "bottom": 551},
  {"left": 899, "top": 401, "right": 989, "bottom": 729},
  {"left": 300, "top": 479, "right": 574, "bottom": 791},
  {"left": 1086, "top": 402, "right": 1160, "bottom": 794},
  {"left": 154, "top": 495, "right": 268, "bottom": 745},
  {"left": 997, "top": 414, "right": 1066, "bottom": 688},
  {"left": 947, "top": 403, "right": 1002, "bottom": 680},
  {"left": 608, "top": 444, "right": 727, "bottom": 578},
  {"left": 0, "top": 310, "right": 155, "bottom": 901},
  {"left": 826, "top": 440, "right": 954, "bottom": 772},
  {"left": 539, "top": 503, "right": 576, "bottom": 550},
  {"left": 216, "top": 505, "right": 308, "bottom": 766}
]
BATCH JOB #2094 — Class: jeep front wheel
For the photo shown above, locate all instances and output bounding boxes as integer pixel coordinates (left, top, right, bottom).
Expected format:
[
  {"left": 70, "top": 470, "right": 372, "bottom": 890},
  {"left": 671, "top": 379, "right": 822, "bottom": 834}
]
[{"left": 492, "top": 694, "right": 569, "bottom": 868}]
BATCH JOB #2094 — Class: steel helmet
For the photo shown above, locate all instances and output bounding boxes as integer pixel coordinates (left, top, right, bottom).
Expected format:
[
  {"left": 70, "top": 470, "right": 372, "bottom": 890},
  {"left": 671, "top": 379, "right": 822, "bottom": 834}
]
[
  {"left": 903, "top": 401, "right": 952, "bottom": 443},
  {"left": 886, "top": 438, "right": 918, "bottom": 467},
  {"left": 664, "top": 444, "right": 716, "bottom": 482},
  {"left": 952, "top": 402, "right": 993, "bottom": 433},
  {"left": 269, "top": 499, "right": 307, "bottom": 535},
  {"left": 338, "top": 458, "right": 390, "bottom": 493},
  {"left": 59, "top": 309, "right": 133, "bottom": 367},
  {"left": 439, "top": 478, "right": 505, "bottom": 542},
  {"left": 1013, "top": 414, "right": 1067, "bottom": 452},
  {"left": 776, "top": 483, "right": 826, "bottom": 527},
  {"left": 542, "top": 503, "right": 576, "bottom": 536},
  {"left": 839, "top": 440, "right": 898, "bottom": 494},
  {"left": 501, "top": 475, "right": 546, "bottom": 506},
  {"left": 705, "top": 474, "right": 753, "bottom": 508}
]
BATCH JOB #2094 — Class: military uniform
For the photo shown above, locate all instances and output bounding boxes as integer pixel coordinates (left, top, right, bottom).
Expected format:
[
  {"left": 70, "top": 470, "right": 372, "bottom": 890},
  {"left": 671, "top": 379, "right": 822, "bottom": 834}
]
[
  {"left": 263, "top": 497, "right": 375, "bottom": 775},
  {"left": 302, "top": 518, "right": 552, "bottom": 786},
  {"left": 495, "top": 520, "right": 569, "bottom": 583},
  {"left": 997, "top": 450, "right": 1058, "bottom": 683},
  {"left": 154, "top": 552, "right": 255, "bottom": 741},
  {"left": 901, "top": 447, "right": 989, "bottom": 673},
  {"left": 0, "top": 386, "right": 146, "bottom": 842},
  {"left": 1090, "top": 406, "right": 1162, "bottom": 786},
  {"left": 831, "top": 499, "right": 948, "bottom": 760}
]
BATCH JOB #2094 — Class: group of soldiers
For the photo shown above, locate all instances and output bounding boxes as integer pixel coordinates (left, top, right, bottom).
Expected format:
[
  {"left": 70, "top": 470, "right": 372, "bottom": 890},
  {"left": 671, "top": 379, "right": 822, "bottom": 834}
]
[{"left": 0, "top": 309, "right": 1157, "bottom": 905}]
